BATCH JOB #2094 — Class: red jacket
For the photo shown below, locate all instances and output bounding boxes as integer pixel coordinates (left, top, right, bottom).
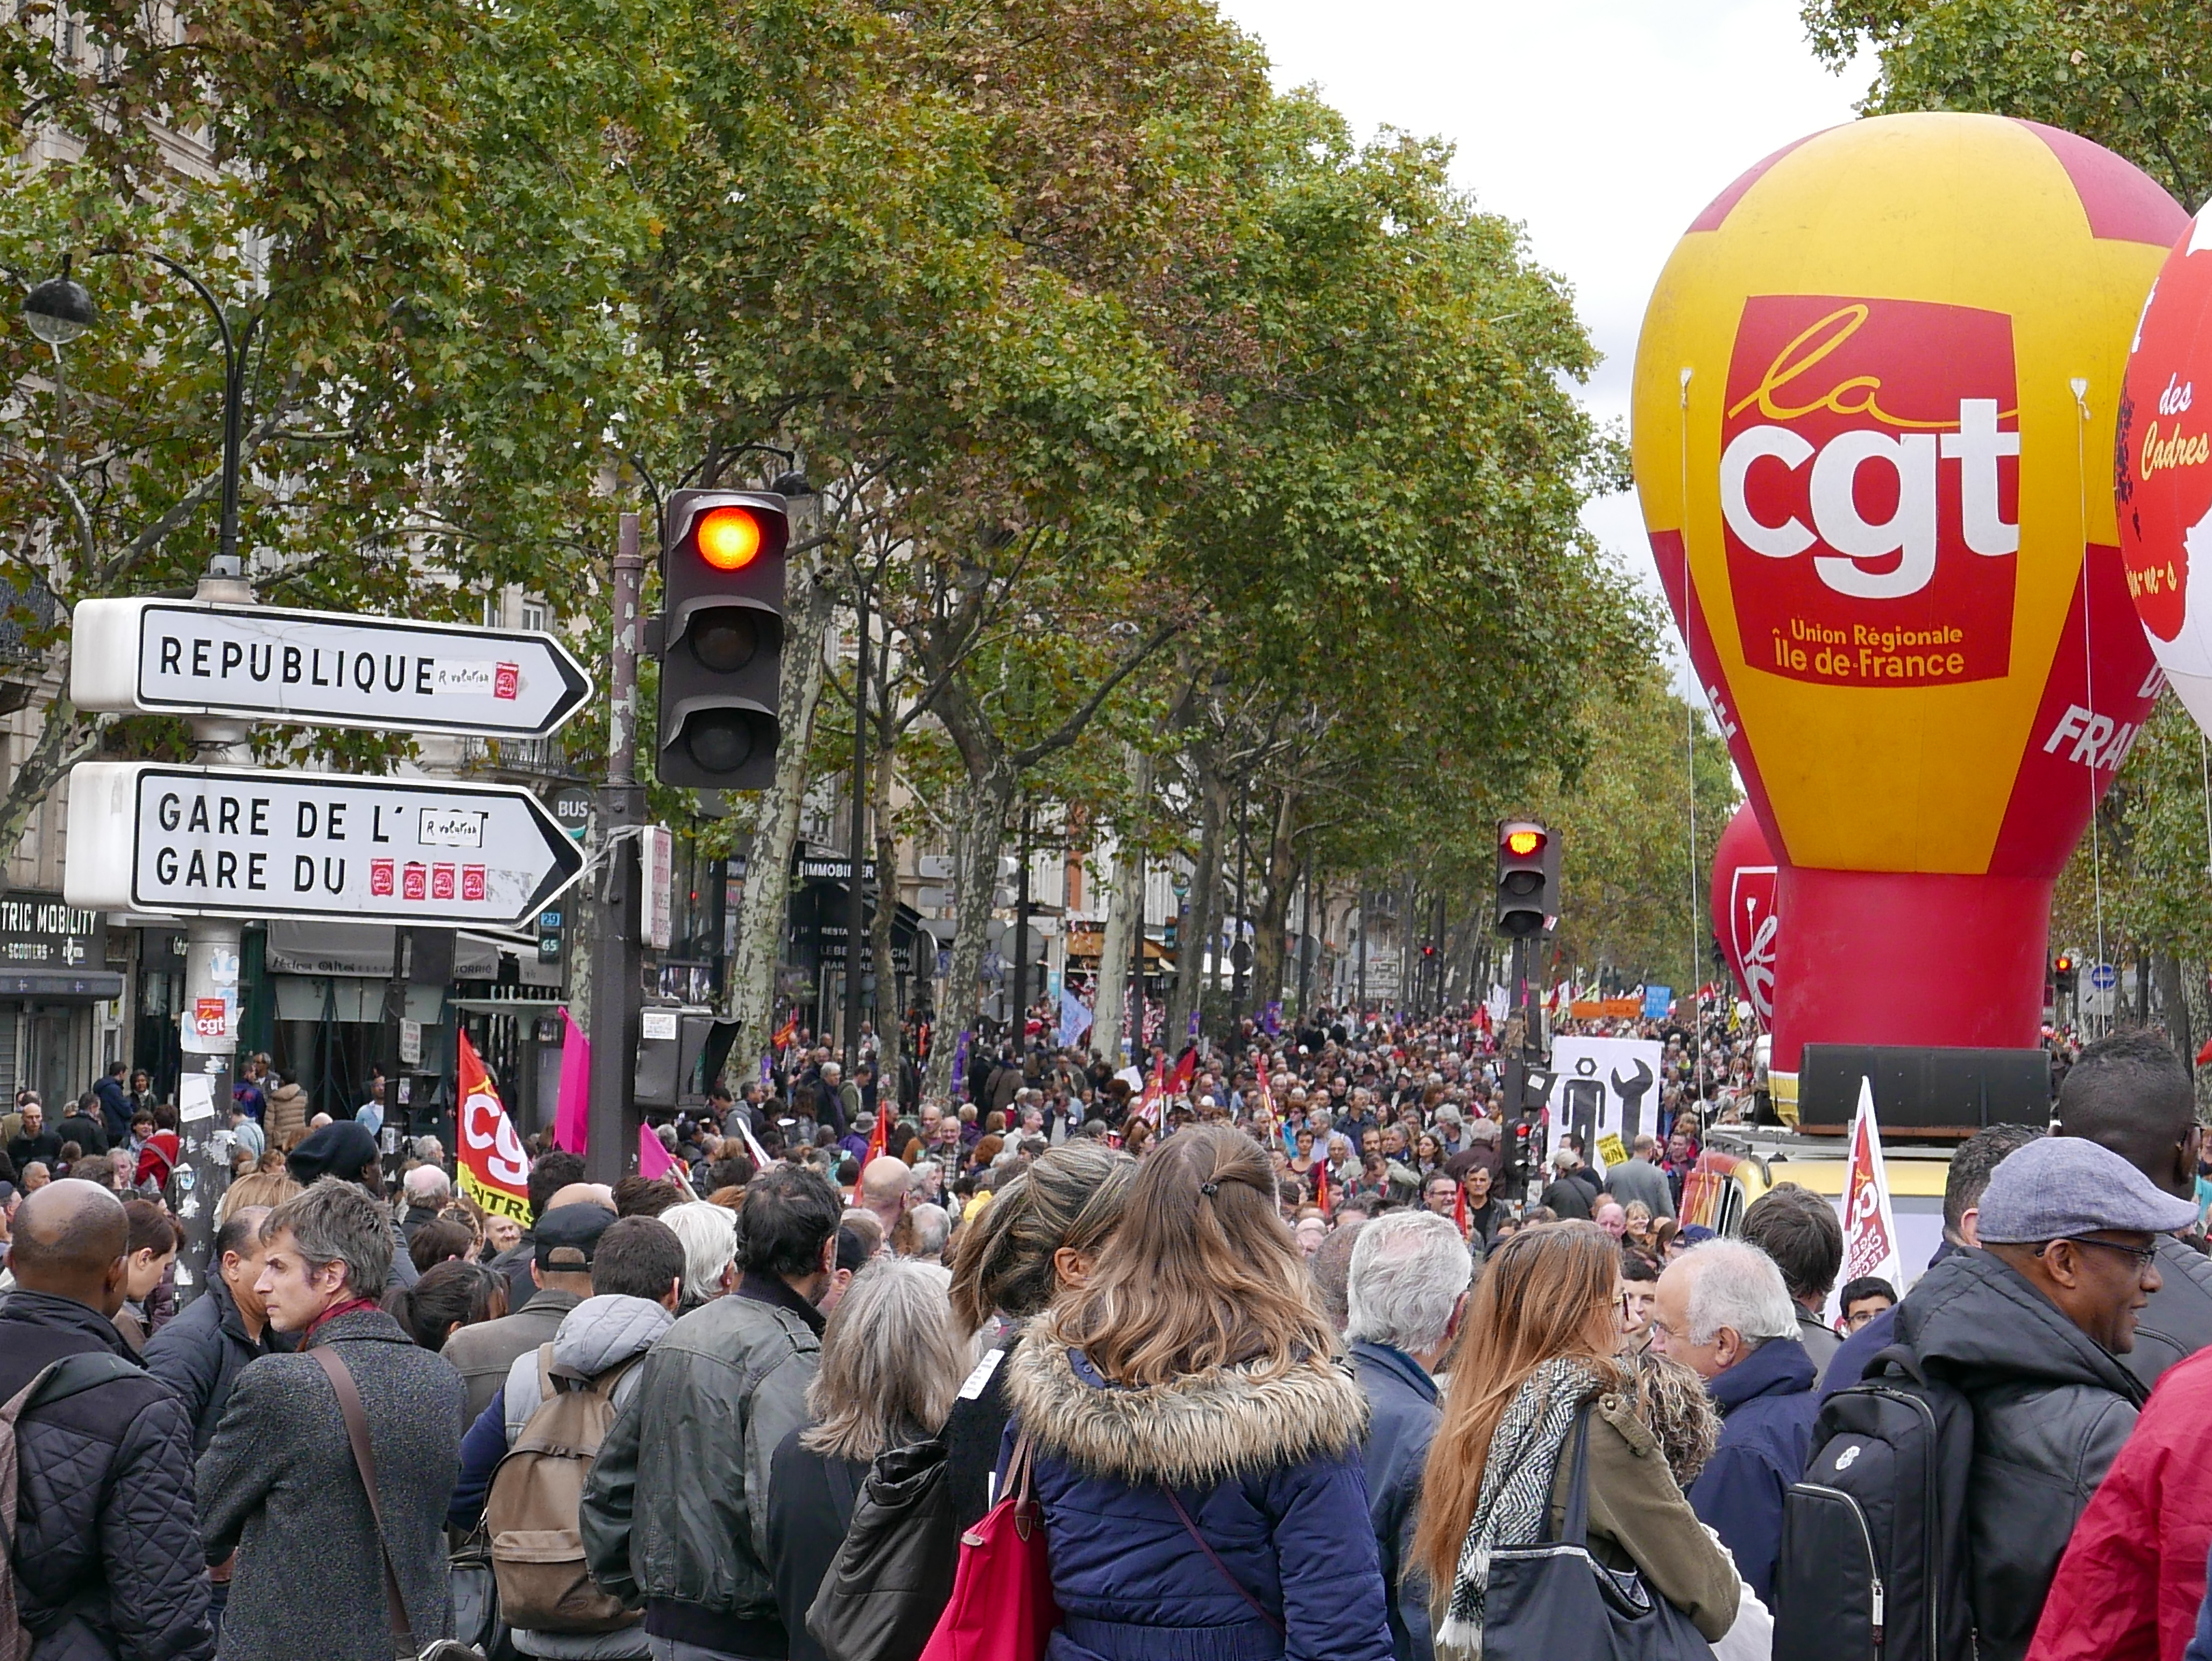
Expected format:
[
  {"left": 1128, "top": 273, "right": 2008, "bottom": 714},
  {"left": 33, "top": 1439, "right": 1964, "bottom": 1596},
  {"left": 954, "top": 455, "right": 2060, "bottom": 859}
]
[{"left": 2030, "top": 1346, "right": 2212, "bottom": 1661}]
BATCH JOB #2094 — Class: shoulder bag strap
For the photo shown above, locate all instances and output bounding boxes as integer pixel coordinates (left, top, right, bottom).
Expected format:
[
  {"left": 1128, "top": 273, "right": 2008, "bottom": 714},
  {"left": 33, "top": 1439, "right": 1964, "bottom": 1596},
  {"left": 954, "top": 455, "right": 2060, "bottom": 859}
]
[
  {"left": 1557, "top": 1404, "right": 1596, "bottom": 1549},
  {"left": 312, "top": 1344, "right": 414, "bottom": 1653},
  {"left": 1161, "top": 1485, "right": 1287, "bottom": 1639}
]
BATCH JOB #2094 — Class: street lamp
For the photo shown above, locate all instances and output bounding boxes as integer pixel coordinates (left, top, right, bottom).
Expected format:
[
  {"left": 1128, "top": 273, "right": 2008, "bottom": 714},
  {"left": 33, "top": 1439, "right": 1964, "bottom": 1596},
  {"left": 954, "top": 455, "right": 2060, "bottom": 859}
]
[
  {"left": 22, "top": 266, "right": 94, "bottom": 345},
  {"left": 24, "top": 251, "right": 262, "bottom": 577},
  {"left": 22, "top": 250, "right": 265, "bottom": 1294}
]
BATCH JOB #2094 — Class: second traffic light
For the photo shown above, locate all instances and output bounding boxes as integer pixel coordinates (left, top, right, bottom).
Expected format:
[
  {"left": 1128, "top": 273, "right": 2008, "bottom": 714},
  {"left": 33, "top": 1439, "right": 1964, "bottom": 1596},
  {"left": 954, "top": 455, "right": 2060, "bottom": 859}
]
[
  {"left": 1496, "top": 820, "right": 1558, "bottom": 936},
  {"left": 655, "top": 488, "right": 788, "bottom": 790}
]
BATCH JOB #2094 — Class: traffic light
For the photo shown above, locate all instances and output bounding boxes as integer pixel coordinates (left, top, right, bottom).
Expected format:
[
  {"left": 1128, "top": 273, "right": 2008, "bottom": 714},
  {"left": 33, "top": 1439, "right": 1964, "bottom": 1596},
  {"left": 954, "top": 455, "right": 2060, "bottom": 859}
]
[
  {"left": 1496, "top": 820, "right": 1558, "bottom": 936},
  {"left": 655, "top": 489, "right": 788, "bottom": 790},
  {"left": 2053, "top": 953, "right": 2078, "bottom": 996}
]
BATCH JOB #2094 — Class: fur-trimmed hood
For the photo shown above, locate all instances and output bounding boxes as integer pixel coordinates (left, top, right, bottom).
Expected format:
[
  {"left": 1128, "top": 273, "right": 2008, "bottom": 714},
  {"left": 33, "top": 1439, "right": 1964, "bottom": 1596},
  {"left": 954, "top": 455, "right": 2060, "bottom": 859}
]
[{"left": 1003, "top": 1322, "right": 1369, "bottom": 1487}]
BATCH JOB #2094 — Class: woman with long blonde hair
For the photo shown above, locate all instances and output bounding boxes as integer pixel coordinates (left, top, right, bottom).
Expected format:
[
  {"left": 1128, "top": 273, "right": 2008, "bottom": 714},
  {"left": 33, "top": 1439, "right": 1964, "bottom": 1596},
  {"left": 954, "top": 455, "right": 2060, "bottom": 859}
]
[
  {"left": 1003, "top": 1124, "right": 1392, "bottom": 1660},
  {"left": 1414, "top": 1220, "right": 1738, "bottom": 1658}
]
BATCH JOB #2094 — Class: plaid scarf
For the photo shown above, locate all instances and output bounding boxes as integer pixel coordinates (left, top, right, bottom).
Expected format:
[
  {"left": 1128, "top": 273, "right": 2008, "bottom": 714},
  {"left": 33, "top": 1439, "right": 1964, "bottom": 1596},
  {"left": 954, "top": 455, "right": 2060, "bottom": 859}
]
[{"left": 1437, "top": 1357, "right": 1607, "bottom": 1658}]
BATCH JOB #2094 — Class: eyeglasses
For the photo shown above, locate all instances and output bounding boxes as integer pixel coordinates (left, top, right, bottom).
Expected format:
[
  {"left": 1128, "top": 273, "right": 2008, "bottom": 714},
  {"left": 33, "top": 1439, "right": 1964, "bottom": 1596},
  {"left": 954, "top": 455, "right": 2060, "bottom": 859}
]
[{"left": 2040, "top": 1236, "right": 2160, "bottom": 1272}]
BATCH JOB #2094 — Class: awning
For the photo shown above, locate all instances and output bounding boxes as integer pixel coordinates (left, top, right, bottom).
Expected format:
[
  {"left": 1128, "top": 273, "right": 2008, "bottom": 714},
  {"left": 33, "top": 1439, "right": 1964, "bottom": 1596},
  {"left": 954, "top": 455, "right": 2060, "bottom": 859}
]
[
  {"left": 266, "top": 921, "right": 395, "bottom": 976},
  {"left": 0, "top": 970, "right": 124, "bottom": 1003},
  {"left": 1062, "top": 923, "right": 1175, "bottom": 967},
  {"left": 267, "top": 921, "right": 506, "bottom": 980}
]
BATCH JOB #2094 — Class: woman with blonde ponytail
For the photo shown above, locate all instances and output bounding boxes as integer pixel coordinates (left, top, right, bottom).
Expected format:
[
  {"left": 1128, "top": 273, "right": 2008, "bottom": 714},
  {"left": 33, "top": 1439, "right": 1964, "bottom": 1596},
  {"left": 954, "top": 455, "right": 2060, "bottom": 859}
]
[
  {"left": 942, "top": 1140, "right": 1135, "bottom": 1530},
  {"left": 1001, "top": 1124, "right": 1392, "bottom": 1661}
]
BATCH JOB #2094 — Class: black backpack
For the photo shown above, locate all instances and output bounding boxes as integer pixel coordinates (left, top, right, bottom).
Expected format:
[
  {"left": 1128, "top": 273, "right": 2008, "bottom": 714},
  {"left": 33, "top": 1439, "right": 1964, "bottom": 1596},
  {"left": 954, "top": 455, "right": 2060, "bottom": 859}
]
[{"left": 1771, "top": 1345, "right": 1975, "bottom": 1661}]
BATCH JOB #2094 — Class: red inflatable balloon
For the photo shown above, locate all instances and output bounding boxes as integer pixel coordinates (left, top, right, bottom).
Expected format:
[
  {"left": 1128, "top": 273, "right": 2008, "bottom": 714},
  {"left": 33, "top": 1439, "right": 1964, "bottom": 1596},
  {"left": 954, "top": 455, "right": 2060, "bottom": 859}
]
[{"left": 1712, "top": 805, "right": 1782, "bottom": 1027}]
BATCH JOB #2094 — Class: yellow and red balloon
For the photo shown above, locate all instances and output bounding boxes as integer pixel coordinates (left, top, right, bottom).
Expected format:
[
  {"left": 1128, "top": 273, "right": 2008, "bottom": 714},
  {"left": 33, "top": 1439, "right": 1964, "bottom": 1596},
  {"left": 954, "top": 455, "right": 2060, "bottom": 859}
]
[{"left": 1634, "top": 113, "right": 2182, "bottom": 1070}]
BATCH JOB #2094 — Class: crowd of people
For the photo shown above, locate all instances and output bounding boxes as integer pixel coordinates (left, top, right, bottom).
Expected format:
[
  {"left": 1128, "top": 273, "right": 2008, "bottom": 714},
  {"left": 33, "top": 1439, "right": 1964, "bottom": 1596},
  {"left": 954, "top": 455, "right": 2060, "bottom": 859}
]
[{"left": 0, "top": 1003, "right": 2209, "bottom": 1661}]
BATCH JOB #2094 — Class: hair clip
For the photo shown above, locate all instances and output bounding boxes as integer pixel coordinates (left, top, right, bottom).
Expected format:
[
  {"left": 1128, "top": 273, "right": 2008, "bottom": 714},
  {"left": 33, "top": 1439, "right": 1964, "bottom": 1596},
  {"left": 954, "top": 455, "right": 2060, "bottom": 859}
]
[{"left": 1200, "top": 1181, "right": 1220, "bottom": 1196}]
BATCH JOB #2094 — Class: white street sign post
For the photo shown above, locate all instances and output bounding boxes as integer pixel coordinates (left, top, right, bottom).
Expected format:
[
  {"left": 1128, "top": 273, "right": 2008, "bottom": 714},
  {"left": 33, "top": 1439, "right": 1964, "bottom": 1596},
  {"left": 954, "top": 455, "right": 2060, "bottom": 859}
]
[
  {"left": 71, "top": 598, "right": 592, "bottom": 737},
  {"left": 64, "top": 762, "right": 585, "bottom": 928}
]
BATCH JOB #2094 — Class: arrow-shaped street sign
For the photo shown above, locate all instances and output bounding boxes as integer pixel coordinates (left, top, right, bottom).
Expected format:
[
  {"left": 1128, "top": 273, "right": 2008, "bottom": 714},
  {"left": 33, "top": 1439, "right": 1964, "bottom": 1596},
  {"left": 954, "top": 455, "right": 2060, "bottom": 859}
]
[
  {"left": 63, "top": 763, "right": 586, "bottom": 928},
  {"left": 70, "top": 599, "right": 592, "bottom": 739}
]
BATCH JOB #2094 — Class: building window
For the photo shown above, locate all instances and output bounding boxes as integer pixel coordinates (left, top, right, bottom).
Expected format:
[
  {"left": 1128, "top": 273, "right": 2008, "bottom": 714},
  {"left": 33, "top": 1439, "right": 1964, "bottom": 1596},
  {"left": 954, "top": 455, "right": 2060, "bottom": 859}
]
[{"left": 521, "top": 601, "right": 548, "bottom": 633}]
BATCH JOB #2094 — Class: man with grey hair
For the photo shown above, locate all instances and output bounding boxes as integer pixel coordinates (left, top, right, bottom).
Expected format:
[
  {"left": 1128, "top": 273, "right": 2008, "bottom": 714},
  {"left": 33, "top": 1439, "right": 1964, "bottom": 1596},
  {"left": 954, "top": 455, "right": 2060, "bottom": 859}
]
[
  {"left": 398, "top": 1161, "right": 452, "bottom": 1246},
  {"left": 1347, "top": 1211, "right": 1473, "bottom": 1661},
  {"left": 896, "top": 1201, "right": 952, "bottom": 1260},
  {"left": 661, "top": 1199, "right": 741, "bottom": 1309},
  {"left": 1653, "top": 1237, "right": 1816, "bottom": 1601},
  {"left": 200, "top": 1179, "right": 467, "bottom": 1660}
]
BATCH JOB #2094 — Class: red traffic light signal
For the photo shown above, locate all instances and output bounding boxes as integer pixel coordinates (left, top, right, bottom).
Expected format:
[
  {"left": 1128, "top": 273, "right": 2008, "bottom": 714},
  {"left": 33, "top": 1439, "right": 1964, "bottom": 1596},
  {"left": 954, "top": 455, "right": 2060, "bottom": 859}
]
[
  {"left": 1497, "top": 819, "right": 1558, "bottom": 937},
  {"left": 2053, "top": 954, "right": 2073, "bottom": 973},
  {"left": 696, "top": 505, "right": 768, "bottom": 571}
]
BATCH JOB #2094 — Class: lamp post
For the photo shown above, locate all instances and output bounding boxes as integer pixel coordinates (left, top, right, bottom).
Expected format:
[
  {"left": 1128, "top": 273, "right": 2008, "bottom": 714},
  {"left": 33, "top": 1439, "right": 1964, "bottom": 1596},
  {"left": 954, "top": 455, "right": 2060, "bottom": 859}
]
[{"left": 24, "top": 254, "right": 264, "bottom": 1296}]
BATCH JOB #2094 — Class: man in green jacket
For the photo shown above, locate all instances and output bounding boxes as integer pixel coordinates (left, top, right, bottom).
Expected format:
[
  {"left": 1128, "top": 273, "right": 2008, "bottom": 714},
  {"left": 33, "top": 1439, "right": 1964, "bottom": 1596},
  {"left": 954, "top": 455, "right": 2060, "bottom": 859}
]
[{"left": 582, "top": 1165, "right": 843, "bottom": 1660}]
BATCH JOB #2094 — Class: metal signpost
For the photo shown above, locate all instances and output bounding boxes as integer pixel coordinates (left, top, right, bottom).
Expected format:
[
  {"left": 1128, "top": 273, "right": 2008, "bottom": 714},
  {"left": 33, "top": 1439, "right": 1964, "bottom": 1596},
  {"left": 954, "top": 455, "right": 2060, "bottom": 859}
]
[{"left": 67, "top": 578, "right": 593, "bottom": 1295}]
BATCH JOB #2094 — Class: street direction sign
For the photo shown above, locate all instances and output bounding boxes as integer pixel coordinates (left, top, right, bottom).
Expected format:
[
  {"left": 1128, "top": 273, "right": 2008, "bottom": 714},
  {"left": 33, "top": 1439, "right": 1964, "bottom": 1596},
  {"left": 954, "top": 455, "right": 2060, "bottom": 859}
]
[
  {"left": 70, "top": 598, "right": 592, "bottom": 738},
  {"left": 63, "top": 763, "right": 586, "bottom": 928},
  {"left": 2089, "top": 963, "right": 2119, "bottom": 991}
]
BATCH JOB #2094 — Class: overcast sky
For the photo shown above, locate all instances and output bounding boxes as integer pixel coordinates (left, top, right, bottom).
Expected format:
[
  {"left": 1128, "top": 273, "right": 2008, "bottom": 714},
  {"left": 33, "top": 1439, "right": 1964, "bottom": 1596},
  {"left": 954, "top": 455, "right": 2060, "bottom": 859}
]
[{"left": 1213, "top": 0, "right": 1873, "bottom": 678}]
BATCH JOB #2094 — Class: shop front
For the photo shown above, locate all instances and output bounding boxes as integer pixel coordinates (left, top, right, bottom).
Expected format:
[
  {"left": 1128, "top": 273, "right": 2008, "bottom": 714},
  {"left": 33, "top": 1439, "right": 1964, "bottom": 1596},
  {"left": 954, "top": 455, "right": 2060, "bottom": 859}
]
[{"left": 0, "top": 893, "right": 123, "bottom": 1106}]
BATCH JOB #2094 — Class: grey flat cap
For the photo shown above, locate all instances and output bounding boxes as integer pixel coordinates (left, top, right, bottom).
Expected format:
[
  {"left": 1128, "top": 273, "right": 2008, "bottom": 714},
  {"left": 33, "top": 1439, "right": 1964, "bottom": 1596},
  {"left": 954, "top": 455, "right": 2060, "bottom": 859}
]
[{"left": 1975, "top": 1135, "right": 2201, "bottom": 1244}]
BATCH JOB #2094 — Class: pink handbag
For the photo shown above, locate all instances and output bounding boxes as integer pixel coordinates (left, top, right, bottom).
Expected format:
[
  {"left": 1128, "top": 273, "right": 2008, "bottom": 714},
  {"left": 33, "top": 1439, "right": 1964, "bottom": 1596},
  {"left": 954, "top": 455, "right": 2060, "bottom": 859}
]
[{"left": 917, "top": 1432, "right": 1060, "bottom": 1661}]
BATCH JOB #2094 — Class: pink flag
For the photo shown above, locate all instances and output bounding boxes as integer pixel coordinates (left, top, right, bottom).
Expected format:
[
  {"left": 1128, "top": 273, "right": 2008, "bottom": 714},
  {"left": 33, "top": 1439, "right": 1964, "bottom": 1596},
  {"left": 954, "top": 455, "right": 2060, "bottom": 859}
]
[
  {"left": 639, "top": 1120, "right": 680, "bottom": 1181},
  {"left": 555, "top": 1009, "right": 591, "bottom": 1155}
]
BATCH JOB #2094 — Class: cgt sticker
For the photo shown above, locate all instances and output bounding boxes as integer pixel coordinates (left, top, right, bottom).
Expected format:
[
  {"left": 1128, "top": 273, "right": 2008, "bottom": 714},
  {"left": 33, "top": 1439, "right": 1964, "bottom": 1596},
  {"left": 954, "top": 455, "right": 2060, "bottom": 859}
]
[{"left": 1721, "top": 295, "right": 2019, "bottom": 688}]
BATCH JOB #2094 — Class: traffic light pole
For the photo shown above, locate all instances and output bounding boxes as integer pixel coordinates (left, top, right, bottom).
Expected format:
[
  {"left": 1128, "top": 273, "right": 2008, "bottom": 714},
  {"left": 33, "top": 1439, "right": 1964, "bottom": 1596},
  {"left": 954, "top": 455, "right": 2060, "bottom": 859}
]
[{"left": 587, "top": 512, "right": 646, "bottom": 1185}]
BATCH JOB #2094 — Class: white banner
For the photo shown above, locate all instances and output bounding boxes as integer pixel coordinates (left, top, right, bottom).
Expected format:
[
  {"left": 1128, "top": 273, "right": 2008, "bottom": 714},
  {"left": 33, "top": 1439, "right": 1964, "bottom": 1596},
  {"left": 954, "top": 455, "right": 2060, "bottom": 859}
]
[
  {"left": 1548, "top": 1035, "right": 1664, "bottom": 1176},
  {"left": 1839, "top": 1076, "right": 1904, "bottom": 1301}
]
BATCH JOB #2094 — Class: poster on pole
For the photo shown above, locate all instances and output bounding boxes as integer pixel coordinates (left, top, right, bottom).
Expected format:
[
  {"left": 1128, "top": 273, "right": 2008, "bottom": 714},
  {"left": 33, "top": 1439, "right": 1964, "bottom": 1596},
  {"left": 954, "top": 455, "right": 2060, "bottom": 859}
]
[
  {"left": 1838, "top": 1075, "right": 1904, "bottom": 1309},
  {"left": 456, "top": 1033, "right": 531, "bottom": 1222},
  {"left": 1548, "top": 1035, "right": 1664, "bottom": 1177}
]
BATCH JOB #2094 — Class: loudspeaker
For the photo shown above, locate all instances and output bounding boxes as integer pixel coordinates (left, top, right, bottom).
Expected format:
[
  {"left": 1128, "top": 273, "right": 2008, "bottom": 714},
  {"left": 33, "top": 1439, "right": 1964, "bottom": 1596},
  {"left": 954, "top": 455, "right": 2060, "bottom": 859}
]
[{"left": 1796, "top": 1044, "right": 2052, "bottom": 1137}]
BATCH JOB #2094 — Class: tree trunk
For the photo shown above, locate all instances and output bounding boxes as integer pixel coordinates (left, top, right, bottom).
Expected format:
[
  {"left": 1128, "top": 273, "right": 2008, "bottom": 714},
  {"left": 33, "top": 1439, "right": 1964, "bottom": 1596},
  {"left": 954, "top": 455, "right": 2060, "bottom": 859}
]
[
  {"left": 2158, "top": 953, "right": 2193, "bottom": 1063},
  {"left": 726, "top": 533, "right": 837, "bottom": 1062},
  {"left": 1168, "top": 763, "right": 1227, "bottom": 1049},
  {"left": 1251, "top": 787, "right": 1298, "bottom": 1018},
  {"left": 1090, "top": 747, "right": 1149, "bottom": 1066},
  {"left": 924, "top": 773, "right": 1013, "bottom": 1102},
  {"left": 868, "top": 697, "right": 899, "bottom": 1041}
]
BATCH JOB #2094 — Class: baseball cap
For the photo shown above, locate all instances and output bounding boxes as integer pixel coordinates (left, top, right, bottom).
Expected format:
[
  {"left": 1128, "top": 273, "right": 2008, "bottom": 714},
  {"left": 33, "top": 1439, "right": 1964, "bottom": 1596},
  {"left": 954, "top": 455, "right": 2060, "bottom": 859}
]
[
  {"left": 1975, "top": 1136, "right": 2202, "bottom": 1244},
  {"left": 535, "top": 1203, "right": 616, "bottom": 1270}
]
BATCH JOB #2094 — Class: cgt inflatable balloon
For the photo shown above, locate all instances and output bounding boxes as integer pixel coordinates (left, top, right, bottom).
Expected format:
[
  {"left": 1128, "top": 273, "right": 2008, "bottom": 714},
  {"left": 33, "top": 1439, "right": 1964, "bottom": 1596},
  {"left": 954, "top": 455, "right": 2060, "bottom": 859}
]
[
  {"left": 1712, "top": 803, "right": 1781, "bottom": 1028},
  {"left": 1634, "top": 113, "right": 2182, "bottom": 1074},
  {"left": 2118, "top": 203, "right": 2212, "bottom": 728}
]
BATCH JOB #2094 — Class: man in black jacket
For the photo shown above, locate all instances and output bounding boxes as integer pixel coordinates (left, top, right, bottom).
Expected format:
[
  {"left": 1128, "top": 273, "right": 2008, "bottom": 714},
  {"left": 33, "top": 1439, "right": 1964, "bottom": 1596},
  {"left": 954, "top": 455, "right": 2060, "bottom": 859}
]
[
  {"left": 56, "top": 1093, "right": 108, "bottom": 1159},
  {"left": 0, "top": 1178, "right": 215, "bottom": 1659},
  {"left": 2049, "top": 1028, "right": 2212, "bottom": 1388},
  {"left": 144, "top": 1205, "right": 278, "bottom": 1452},
  {"left": 1892, "top": 1135, "right": 2199, "bottom": 1661}
]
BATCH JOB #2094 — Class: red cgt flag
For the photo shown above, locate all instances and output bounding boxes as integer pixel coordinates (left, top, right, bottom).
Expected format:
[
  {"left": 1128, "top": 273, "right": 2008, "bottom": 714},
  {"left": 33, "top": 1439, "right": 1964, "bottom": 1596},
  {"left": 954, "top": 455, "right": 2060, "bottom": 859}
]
[{"left": 456, "top": 1033, "right": 530, "bottom": 1224}]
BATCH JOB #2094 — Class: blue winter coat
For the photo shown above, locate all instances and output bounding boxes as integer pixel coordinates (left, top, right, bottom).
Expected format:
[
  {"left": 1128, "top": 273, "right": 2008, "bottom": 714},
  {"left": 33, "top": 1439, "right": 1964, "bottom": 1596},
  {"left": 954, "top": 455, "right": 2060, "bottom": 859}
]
[
  {"left": 1687, "top": 1334, "right": 1819, "bottom": 1601},
  {"left": 1002, "top": 1329, "right": 1393, "bottom": 1661},
  {"left": 1349, "top": 1341, "right": 1438, "bottom": 1661}
]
